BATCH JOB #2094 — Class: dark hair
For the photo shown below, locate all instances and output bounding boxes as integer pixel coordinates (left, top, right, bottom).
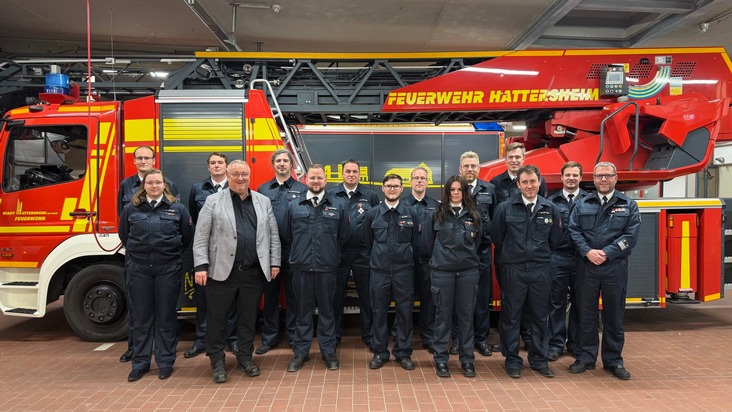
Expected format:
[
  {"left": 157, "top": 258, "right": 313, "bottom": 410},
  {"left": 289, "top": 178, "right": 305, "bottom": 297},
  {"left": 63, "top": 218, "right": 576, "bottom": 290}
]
[
  {"left": 271, "top": 149, "right": 294, "bottom": 165},
  {"left": 382, "top": 173, "right": 403, "bottom": 184},
  {"left": 134, "top": 146, "right": 155, "bottom": 158},
  {"left": 561, "top": 161, "right": 582, "bottom": 176},
  {"left": 131, "top": 169, "right": 176, "bottom": 206},
  {"left": 207, "top": 152, "right": 228, "bottom": 164},
  {"left": 342, "top": 159, "right": 360, "bottom": 169},
  {"left": 436, "top": 175, "right": 481, "bottom": 224},
  {"left": 517, "top": 164, "right": 541, "bottom": 181}
]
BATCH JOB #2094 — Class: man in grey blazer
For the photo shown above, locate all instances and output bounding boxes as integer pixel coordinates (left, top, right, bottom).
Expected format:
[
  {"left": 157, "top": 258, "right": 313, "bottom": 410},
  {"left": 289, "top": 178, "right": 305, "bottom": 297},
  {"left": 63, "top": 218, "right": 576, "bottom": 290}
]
[{"left": 193, "top": 159, "right": 281, "bottom": 384}]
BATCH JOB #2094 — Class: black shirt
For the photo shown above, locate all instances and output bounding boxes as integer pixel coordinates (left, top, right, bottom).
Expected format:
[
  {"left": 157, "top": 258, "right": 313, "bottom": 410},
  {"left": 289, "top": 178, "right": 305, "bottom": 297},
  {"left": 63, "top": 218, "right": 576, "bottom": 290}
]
[{"left": 231, "top": 191, "right": 258, "bottom": 265}]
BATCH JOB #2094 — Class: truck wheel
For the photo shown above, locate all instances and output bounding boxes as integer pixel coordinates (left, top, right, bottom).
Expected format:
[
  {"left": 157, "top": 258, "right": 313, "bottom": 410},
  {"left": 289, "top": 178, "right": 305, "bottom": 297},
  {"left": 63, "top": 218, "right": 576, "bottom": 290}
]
[{"left": 63, "top": 264, "right": 129, "bottom": 342}]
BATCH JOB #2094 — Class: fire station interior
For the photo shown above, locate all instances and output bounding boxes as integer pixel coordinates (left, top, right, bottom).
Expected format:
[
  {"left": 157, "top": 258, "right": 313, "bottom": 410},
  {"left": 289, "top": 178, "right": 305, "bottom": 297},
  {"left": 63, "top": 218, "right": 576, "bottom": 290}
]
[{"left": 1, "top": 1, "right": 732, "bottom": 411}]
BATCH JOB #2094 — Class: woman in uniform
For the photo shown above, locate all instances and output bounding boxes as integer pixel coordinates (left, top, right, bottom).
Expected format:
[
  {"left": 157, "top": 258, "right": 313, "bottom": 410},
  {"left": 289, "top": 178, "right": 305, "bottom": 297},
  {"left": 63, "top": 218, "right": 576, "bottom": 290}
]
[
  {"left": 119, "top": 168, "right": 193, "bottom": 382},
  {"left": 424, "top": 175, "right": 482, "bottom": 378}
]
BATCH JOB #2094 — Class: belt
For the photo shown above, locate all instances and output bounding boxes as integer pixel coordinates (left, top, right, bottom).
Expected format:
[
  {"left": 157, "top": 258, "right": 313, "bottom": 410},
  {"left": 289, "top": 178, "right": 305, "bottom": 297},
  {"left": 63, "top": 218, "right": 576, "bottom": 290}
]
[
  {"left": 233, "top": 262, "right": 258, "bottom": 271},
  {"left": 556, "top": 250, "right": 577, "bottom": 257}
]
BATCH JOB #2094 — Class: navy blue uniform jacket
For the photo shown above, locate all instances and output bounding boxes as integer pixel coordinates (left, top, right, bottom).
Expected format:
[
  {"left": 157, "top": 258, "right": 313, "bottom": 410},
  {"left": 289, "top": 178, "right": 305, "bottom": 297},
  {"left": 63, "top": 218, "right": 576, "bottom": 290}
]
[{"left": 491, "top": 193, "right": 562, "bottom": 266}]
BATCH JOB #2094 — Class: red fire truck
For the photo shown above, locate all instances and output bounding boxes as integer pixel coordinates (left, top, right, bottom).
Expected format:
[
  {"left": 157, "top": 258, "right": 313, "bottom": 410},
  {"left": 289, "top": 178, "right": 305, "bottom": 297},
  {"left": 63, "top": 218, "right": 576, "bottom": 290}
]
[{"left": 0, "top": 47, "right": 728, "bottom": 341}]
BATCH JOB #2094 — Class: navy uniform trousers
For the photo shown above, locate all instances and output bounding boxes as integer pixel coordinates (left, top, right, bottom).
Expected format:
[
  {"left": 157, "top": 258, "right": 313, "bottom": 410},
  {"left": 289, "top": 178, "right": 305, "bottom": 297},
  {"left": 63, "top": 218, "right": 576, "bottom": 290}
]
[
  {"left": 291, "top": 270, "right": 338, "bottom": 358},
  {"left": 127, "top": 260, "right": 181, "bottom": 371},
  {"left": 575, "top": 258, "right": 628, "bottom": 367},
  {"left": 499, "top": 263, "right": 552, "bottom": 370},
  {"left": 548, "top": 251, "right": 581, "bottom": 356}
]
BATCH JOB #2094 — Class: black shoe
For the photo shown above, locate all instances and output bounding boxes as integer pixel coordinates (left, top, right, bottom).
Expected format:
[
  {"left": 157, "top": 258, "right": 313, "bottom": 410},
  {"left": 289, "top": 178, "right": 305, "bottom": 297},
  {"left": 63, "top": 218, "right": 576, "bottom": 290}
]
[
  {"left": 119, "top": 349, "right": 133, "bottom": 363},
  {"left": 421, "top": 343, "right": 435, "bottom": 354},
  {"left": 449, "top": 345, "right": 458, "bottom": 355},
  {"left": 475, "top": 343, "right": 492, "bottom": 357},
  {"left": 506, "top": 367, "right": 521, "bottom": 378},
  {"left": 604, "top": 365, "right": 631, "bottom": 380},
  {"left": 369, "top": 357, "right": 386, "bottom": 369},
  {"left": 461, "top": 363, "right": 476, "bottom": 378},
  {"left": 211, "top": 360, "right": 227, "bottom": 383},
  {"left": 532, "top": 366, "right": 555, "bottom": 378},
  {"left": 547, "top": 350, "right": 561, "bottom": 362},
  {"left": 184, "top": 346, "right": 205, "bottom": 359},
  {"left": 287, "top": 355, "right": 309, "bottom": 372},
  {"left": 238, "top": 360, "right": 261, "bottom": 377},
  {"left": 255, "top": 344, "right": 274, "bottom": 355},
  {"left": 127, "top": 368, "right": 149, "bottom": 382},
  {"left": 569, "top": 360, "right": 596, "bottom": 374},
  {"left": 158, "top": 367, "right": 173, "bottom": 380},
  {"left": 227, "top": 343, "right": 239, "bottom": 354},
  {"left": 435, "top": 362, "right": 451, "bottom": 378},
  {"left": 323, "top": 353, "right": 340, "bottom": 370},
  {"left": 490, "top": 343, "right": 502, "bottom": 353},
  {"left": 396, "top": 357, "right": 415, "bottom": 371}
]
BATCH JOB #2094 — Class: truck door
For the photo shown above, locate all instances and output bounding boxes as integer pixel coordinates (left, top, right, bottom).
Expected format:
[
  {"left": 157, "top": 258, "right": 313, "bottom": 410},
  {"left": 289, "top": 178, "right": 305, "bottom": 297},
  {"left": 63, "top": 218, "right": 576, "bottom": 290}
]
[{"left": 0, "top": 117, "right": 95, "bottom": 264}]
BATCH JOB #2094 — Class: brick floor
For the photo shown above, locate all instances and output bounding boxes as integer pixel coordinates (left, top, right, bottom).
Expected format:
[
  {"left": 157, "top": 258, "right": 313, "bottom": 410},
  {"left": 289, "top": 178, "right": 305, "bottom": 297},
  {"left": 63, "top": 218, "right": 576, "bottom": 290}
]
[{"left": 1, "top": 297, "right": 731, "bottom": 411}]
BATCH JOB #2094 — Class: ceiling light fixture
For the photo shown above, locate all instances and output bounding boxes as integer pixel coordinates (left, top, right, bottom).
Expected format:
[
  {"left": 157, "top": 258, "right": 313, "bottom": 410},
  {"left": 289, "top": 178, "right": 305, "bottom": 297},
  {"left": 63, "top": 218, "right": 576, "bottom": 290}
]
[{"left": 698, "top": 22, "right": 710, "bottom": 33}]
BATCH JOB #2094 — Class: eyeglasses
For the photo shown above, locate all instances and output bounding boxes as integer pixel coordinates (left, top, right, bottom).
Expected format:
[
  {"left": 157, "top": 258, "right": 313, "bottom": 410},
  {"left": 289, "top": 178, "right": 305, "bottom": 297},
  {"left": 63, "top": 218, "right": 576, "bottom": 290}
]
[
  {"left": 135, "top": 156, "right": 153, "bottom": 161},
  {"left": 411, "top": 176, "right": 428, "bottom": 181},
  {"left": 145, "top": 181, "right": 164, "bottom": 186},
  {"left": 461, "top": 164, "right": 479, "bottom": 169},
  {"left": 228, "top": 173, "right": 250, "bottom": 179},
  {"left": 384, "top": 185, "right": 402, "bottom": 190},
  {"left": 594, "top": 174, "right": 617, "bottom": 180}
]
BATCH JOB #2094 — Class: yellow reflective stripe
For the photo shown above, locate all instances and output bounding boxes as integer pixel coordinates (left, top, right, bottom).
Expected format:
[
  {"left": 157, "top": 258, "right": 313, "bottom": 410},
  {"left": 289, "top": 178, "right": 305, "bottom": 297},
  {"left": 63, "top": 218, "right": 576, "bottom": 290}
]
[
  {"left": 124, "top": 119, "right": 156, "bottom": 144},
  {"left": 61, "top": 198, "right": 77, "bottom": 222},
  {"left": 0, "top": 262, "right": 39, "bottom": 268},
  {"left": 162, "top": 118, "right": 242, "bottom": 141},
  {"left": 163, "top": 146, "right": 242, "bottom": 153},
  {"left": 681, "top": 222, "right": 691, "bottom": 290},
  {"left": 0, "top": 226, "right": 70, "bottom": 233},
  {"left": 701, "top": 293, "right": 721, "bottom": 302},
  {"left": 58, "top": 105, "right": 116, "bottom": 112}
]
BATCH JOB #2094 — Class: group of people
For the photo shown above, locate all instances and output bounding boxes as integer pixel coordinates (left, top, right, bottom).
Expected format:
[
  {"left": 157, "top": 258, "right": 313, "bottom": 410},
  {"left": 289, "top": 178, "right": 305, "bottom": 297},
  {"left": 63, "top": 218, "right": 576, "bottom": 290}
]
[{"left": 116, "top": 142, "right": 640, "bottom": 383}]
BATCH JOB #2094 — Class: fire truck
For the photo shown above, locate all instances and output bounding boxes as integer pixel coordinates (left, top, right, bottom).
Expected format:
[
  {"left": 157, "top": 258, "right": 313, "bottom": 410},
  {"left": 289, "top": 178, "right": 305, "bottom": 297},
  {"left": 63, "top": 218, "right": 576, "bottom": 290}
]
[{"left": 0, "top": 47, "right": 728, "bottom": 341}]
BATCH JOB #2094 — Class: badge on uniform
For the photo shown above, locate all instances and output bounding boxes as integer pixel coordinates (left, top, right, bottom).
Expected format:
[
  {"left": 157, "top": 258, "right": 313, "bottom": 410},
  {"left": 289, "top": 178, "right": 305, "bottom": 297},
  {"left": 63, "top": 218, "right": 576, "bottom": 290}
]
[
  {"left": 617, "top": 238, "right": 629, "bottom": 251},
  {"left": 358, "top": 203, "right": 364, "bottom": 214}
]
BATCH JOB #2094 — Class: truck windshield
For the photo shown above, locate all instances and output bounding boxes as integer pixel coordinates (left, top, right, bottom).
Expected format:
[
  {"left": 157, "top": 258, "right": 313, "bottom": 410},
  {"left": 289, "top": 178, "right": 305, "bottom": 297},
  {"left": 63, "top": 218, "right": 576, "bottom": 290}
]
[{"left": 2, "top": 125, "right": 88, "bottom": 192}]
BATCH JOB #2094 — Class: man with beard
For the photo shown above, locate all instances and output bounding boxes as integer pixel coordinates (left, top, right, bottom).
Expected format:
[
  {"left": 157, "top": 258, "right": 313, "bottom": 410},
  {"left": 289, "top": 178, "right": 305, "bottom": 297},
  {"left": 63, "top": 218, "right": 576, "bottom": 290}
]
[
  {"left": 568, "top": 162, "right": 640, "bottom": 380},
  {"left": 256, "top": 149, "right": 307, "bottom": 354},
  {"left": 283, "top": 165, "right": 349, "bottom": 372},
  {"left": 457, "top": 151, "right": 496, "bottom": 357}
]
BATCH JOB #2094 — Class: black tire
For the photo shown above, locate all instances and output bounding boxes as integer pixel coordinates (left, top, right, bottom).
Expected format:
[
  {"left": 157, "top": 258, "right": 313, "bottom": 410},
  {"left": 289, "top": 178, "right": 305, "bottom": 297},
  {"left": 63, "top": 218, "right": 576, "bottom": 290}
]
[{"left": 63, "top": 264, "right": 129, "bottom": 342}]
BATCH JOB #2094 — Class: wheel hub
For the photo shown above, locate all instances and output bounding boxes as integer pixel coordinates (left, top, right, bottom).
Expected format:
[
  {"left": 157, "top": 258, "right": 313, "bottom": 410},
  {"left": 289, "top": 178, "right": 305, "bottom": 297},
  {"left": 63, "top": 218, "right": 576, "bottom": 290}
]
[{"left": 82, "top": 283, "right": 126, "bottom": 325}]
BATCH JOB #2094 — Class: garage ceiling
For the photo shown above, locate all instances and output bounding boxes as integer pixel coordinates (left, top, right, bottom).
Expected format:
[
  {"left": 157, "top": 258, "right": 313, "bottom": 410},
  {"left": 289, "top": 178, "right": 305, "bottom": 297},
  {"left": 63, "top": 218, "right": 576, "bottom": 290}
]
[{"left": 0, "top": 0, "right": 731, "bottom": 58}]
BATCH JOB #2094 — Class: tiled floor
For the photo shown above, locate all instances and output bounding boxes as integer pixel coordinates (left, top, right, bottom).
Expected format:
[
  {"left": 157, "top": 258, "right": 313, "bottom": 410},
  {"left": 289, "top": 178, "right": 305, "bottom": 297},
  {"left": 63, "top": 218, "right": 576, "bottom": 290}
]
[{"left": 1, "top": 296, "right": 732, "bottom": 411}]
